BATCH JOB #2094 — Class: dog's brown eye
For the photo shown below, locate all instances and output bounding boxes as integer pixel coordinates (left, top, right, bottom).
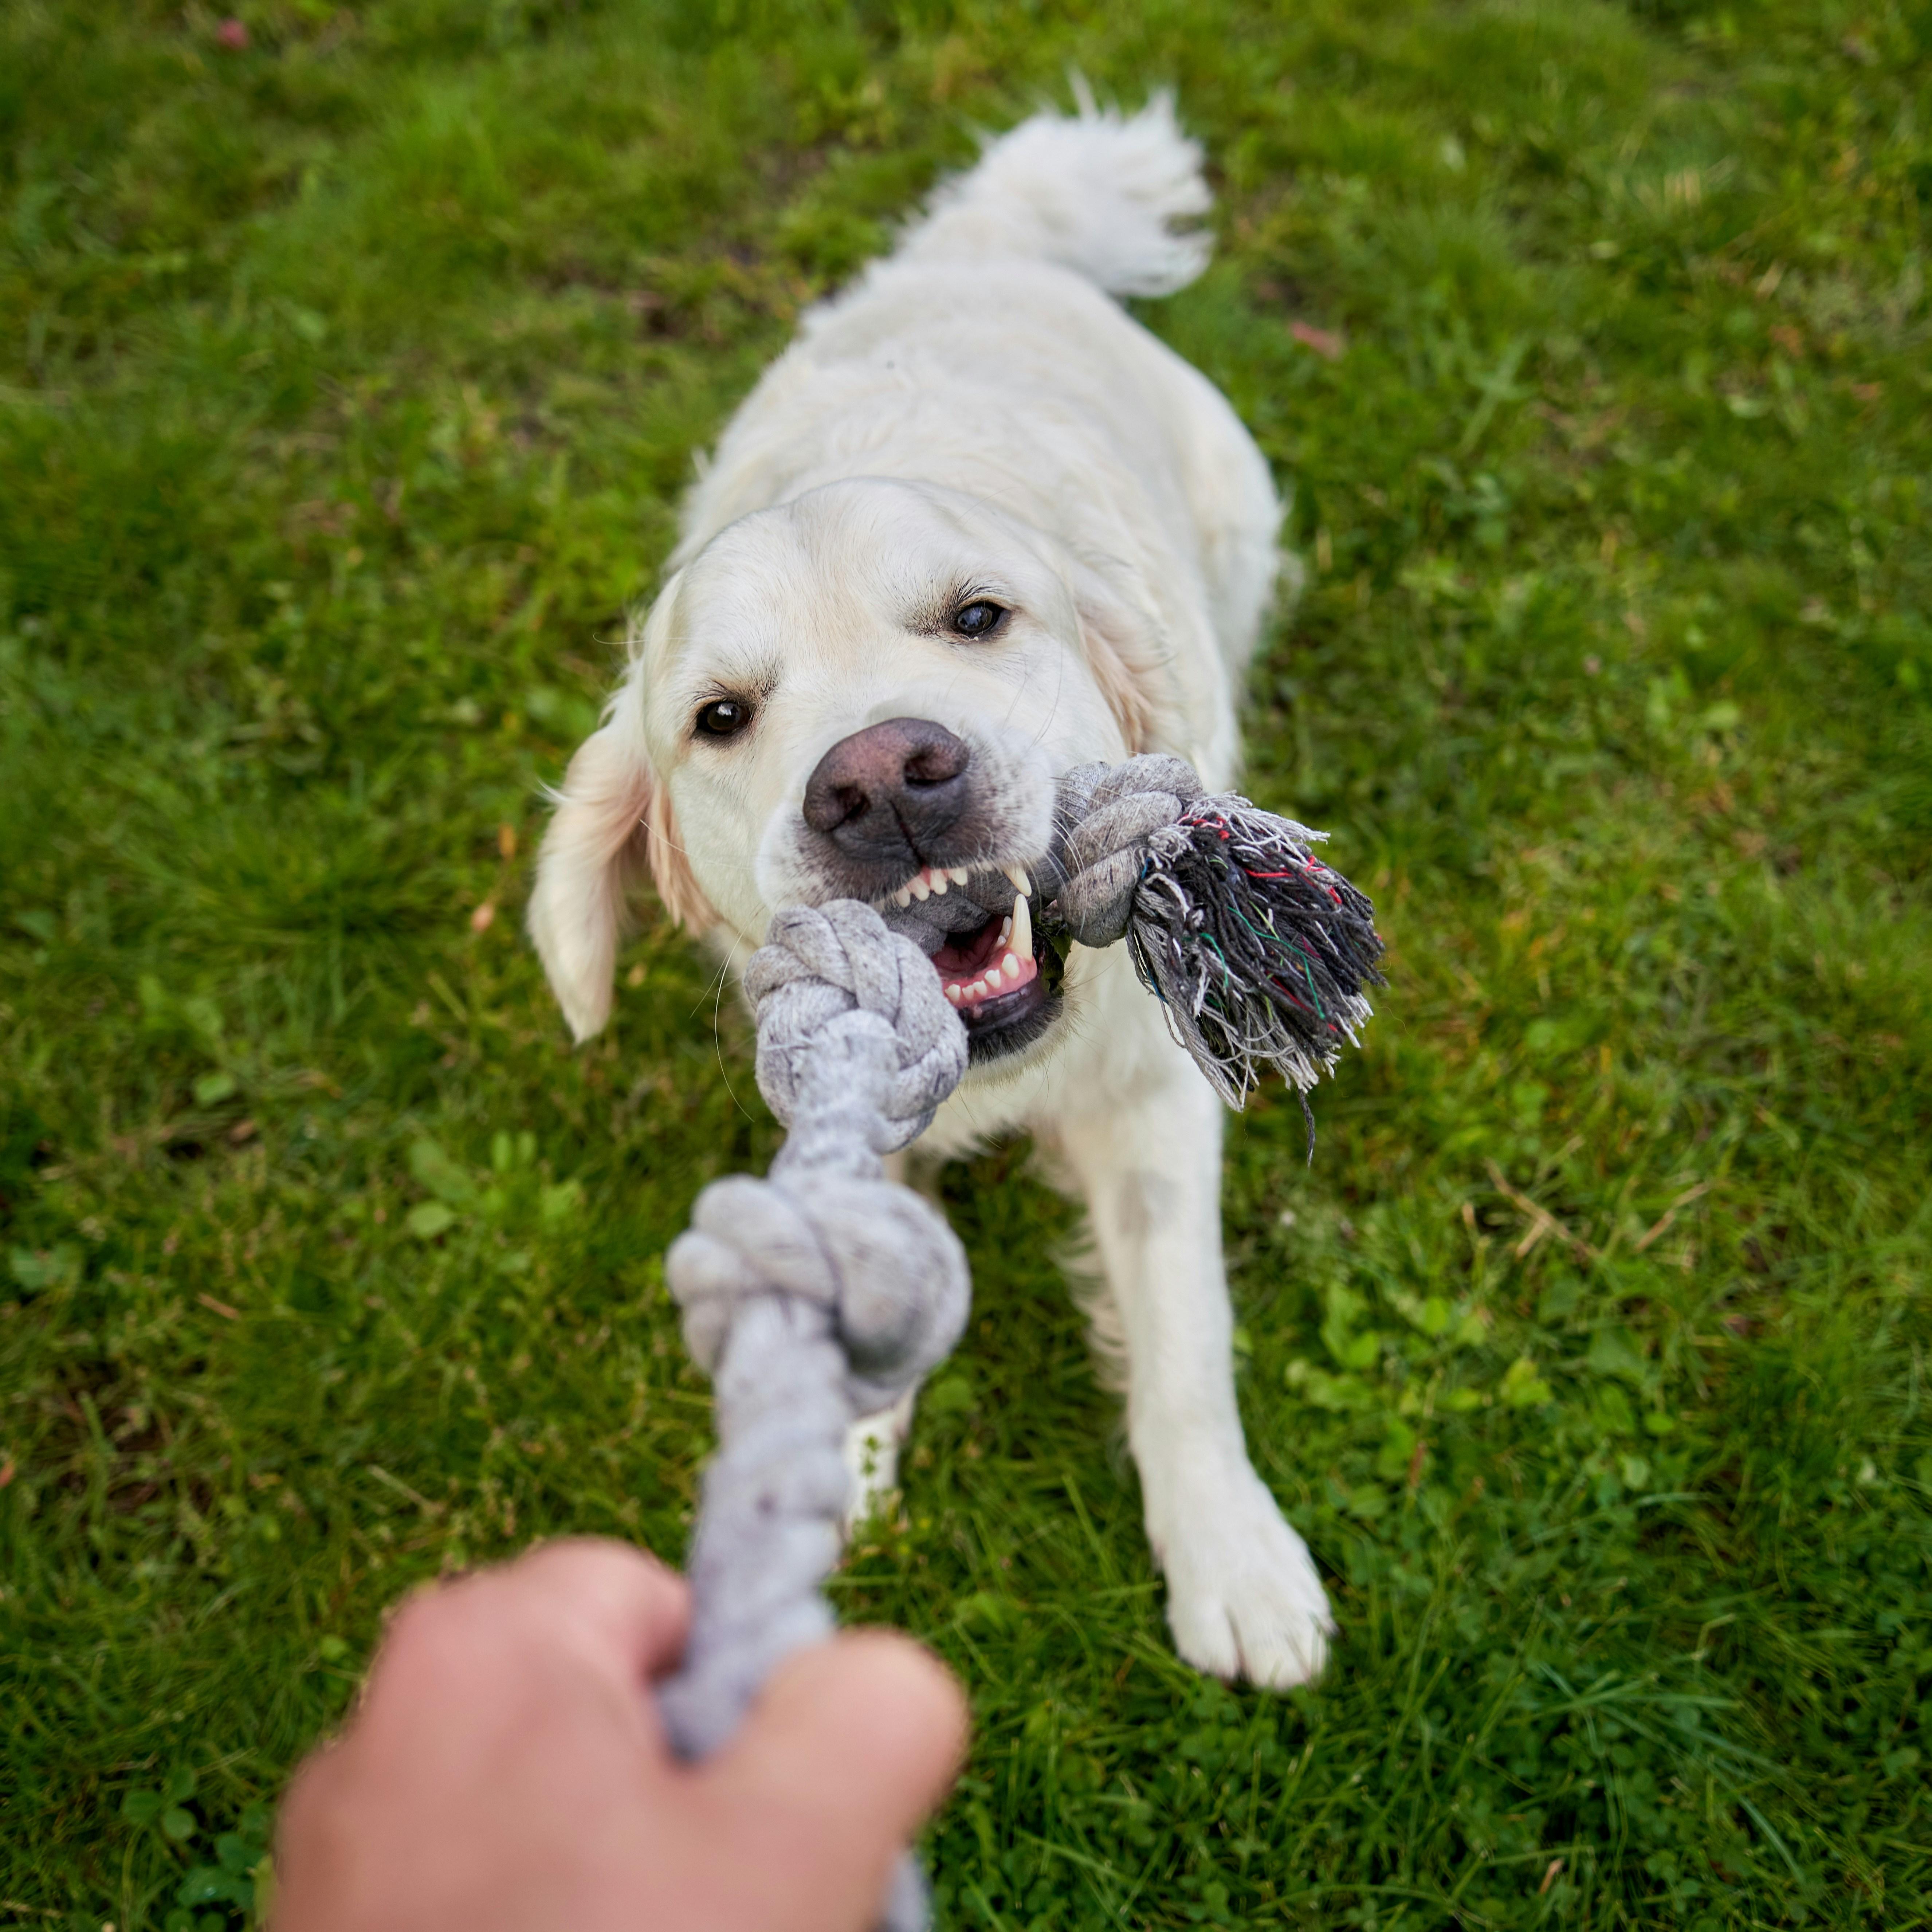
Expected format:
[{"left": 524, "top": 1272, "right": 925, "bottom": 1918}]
[
  {"left": 952, "top": 600, "right": 1006, "bottom": 639},
  {"left": 695, "top": 698, "right": 753, "bottom": 739}
]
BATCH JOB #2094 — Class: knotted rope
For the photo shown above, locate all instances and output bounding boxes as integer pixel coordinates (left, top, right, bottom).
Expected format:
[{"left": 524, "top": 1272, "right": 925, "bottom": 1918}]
[
  {"left": 647, "top": 763, "right": 1385, "bottom": 1929},
  {"left": 1046, "top": 754, "right": 1384, "bottom": 1123},
  {"left": 659, "top": 900, "right": 970, "bottom": 1932}
]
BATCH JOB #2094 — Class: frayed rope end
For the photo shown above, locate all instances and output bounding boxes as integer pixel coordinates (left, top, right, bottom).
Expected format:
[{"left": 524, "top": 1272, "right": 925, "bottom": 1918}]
[{"left": 1124, "top": 800, "right": 1386, "bottom": 1141}]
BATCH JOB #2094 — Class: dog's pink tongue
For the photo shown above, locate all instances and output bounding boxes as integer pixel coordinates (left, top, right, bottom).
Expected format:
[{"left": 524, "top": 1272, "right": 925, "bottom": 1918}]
[{"left": 931, "top": 910, "right": 1000, "bottom": 974}]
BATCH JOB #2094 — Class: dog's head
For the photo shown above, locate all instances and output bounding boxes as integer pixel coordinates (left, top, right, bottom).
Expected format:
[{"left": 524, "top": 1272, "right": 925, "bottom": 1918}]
[{"left": 529, "top": 476, "right": 1181, "bottom": 1071}]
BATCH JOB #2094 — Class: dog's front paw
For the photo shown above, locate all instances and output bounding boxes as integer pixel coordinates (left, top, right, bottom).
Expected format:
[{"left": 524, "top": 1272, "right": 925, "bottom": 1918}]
[
  {"left": 841, "top": 1388, "right": 918, "bottom": 1537},
  {"left": 1156, "top": 1470, "right": 1332, "bottom": 1690}
]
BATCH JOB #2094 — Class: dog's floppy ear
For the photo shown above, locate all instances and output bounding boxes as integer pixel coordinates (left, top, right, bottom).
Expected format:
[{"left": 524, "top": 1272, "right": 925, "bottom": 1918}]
[{"left": 527, "top": 705, "right": 712, "bottom": 1043}]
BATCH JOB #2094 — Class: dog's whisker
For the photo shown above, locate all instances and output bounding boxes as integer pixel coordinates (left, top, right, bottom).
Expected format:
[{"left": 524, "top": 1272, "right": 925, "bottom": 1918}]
[{"left": 695, "top": 949, "right": 756, "bottom": 1126}]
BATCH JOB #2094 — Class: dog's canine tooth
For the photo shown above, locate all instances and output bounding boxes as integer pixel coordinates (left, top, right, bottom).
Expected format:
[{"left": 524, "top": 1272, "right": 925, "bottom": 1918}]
[
  {"left": 1005, "top": 863, "right": 1032, "bottom": 898},
  {"left": 1010, "top": 891, "right": 1032, "bottom": 962}
]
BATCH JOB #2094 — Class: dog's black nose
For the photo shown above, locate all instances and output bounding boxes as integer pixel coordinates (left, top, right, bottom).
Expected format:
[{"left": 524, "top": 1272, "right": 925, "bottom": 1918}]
[{"left": 802, "top": 718, "right": 972, "bottom": 863}]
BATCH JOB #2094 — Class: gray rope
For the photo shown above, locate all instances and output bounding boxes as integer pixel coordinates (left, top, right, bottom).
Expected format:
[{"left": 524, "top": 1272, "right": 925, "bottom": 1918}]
[
  {"left": 659, "top": 902, "right": 970, "bottom": 1932},
  {"left": 1044, "top": 755, "right": 1382, "bottom": 1114},
  {"left": 1048, "top": 753, "right": 1205, "bottom": 946},
  {"left": 647, "top": 769, "right": 1380, "bottom": 1931}
]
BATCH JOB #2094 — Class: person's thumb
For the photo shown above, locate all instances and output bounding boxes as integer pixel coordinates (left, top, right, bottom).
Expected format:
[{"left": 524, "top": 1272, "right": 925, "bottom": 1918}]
[{"left": 702, "top": 1630, "right": 968, "bottom": 1931}]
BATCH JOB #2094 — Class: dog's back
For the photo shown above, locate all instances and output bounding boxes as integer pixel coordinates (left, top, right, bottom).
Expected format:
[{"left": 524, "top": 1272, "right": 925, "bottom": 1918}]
[{"left": 675, "top": 96, "right": 1283, "bottom": 739}]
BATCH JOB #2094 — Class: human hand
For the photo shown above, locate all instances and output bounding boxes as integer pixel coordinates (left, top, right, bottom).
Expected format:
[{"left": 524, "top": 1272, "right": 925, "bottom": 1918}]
[{"left": 275, "top": 1538, "right": 967, "bottom": 1932}]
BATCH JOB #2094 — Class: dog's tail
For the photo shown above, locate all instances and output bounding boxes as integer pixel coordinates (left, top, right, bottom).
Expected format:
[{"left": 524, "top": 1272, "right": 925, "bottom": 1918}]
[{"left": 899, "top": 87, "right": 1211, "bottom": 298}]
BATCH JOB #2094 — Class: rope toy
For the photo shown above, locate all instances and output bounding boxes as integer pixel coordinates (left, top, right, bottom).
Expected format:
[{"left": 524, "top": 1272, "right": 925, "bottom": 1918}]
[
  {"left": 659, "top": 901, "right": 969, "bottom": 1929},
  {"left": 1047, "top": 754, "right": 1385, "bottom": 1131},
  {"left": 654, "top": 757, "right": 1384, "bottom": 1930}
]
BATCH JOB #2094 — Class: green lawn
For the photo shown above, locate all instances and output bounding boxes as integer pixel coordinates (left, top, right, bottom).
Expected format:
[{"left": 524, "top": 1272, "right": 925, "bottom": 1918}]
[{"left": 3, "top": 1, "right": 1930, "bottom": 1926}]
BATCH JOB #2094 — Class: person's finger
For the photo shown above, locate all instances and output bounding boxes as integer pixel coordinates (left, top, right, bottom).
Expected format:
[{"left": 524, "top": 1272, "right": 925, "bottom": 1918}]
[
  {"left": 275, "top": 1733, "right": 345, "bottom": 1852},
  {"left": 499, "top": 1537, "right": 693, "bottom": 1685},
  {"left": 364, "top": 1539, "right": 690, "bottom": 1742},
  {"left": 704, "top": 1629, "right": 967, "bottom": 1902}
]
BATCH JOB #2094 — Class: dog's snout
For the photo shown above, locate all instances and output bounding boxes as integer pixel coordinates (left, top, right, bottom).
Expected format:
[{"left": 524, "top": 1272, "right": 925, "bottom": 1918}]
[{"left": 802, "top": 718, "right": 973, "bottom": 859}]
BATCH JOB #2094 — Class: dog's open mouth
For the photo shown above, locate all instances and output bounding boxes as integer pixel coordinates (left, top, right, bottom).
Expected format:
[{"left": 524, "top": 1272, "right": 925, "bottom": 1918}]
[{"left": 877, "top": 863, "right": 1065, "bottom": 1064}]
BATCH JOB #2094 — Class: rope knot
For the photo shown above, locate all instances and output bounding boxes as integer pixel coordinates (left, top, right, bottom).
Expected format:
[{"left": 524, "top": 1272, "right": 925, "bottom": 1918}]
[
  {"left": 1049, "top": 753, "right": 1205, "bottom": 946},
  {"left": 665, "top": 896, "right": 971, "bottom": 1415},
  {"left": 666, "top": 1172, "right": 969, "bottom": 1413},
  {"left": 746, "top": 900, "right": 968, "bottom": 1152}
]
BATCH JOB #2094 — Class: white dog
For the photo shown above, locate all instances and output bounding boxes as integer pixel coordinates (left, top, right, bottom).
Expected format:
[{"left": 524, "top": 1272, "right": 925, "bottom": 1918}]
[{"left": 528, "top": 96, "right": 1332, "bottom": 1688}]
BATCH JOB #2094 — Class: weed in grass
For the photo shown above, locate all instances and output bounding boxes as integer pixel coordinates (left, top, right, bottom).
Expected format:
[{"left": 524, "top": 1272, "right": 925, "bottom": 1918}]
[{"left": 3, "top": 1, "right": 1929, "bottom": 1927}]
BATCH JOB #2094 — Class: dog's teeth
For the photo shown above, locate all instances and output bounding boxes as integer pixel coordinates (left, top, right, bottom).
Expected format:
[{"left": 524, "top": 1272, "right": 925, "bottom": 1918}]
[
  {"left": 910, "top": 876, "right": 931, "bottom": 901},
  {"left": 930, "top": 870, "right": 949, "bottom": 895},
  {"left": 1006, "top": 953, "right": 1025, "bottom": 983},
  {"left": 945, "top": 984, "right": 963, "bottom": 1005},
  {"left": 893, "top": 887, "right": 912, "bottom": 908},
  {"left": 999, "top": 914, "right": 1012, "bottom": 943},
  {"left": 949, "top": 867, "right": 971, "bottom": 886},
  {"left": 1010, "top": 890, "right": 1033, "bottom": 963},
  {"left": 1005, "top": 864, "right": 1032, "bottom": 898}
]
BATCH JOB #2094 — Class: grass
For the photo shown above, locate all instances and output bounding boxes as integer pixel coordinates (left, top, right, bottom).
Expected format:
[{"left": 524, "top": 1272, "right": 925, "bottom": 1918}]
[{"left": 2, "top": 0, "right": 1929, "bottom": 1925}]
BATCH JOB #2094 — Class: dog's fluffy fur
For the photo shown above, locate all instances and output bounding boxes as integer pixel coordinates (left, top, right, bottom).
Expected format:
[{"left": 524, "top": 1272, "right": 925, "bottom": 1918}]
[{"left": 529, "top": 95, "right": 1332, "bottom": 1688}]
